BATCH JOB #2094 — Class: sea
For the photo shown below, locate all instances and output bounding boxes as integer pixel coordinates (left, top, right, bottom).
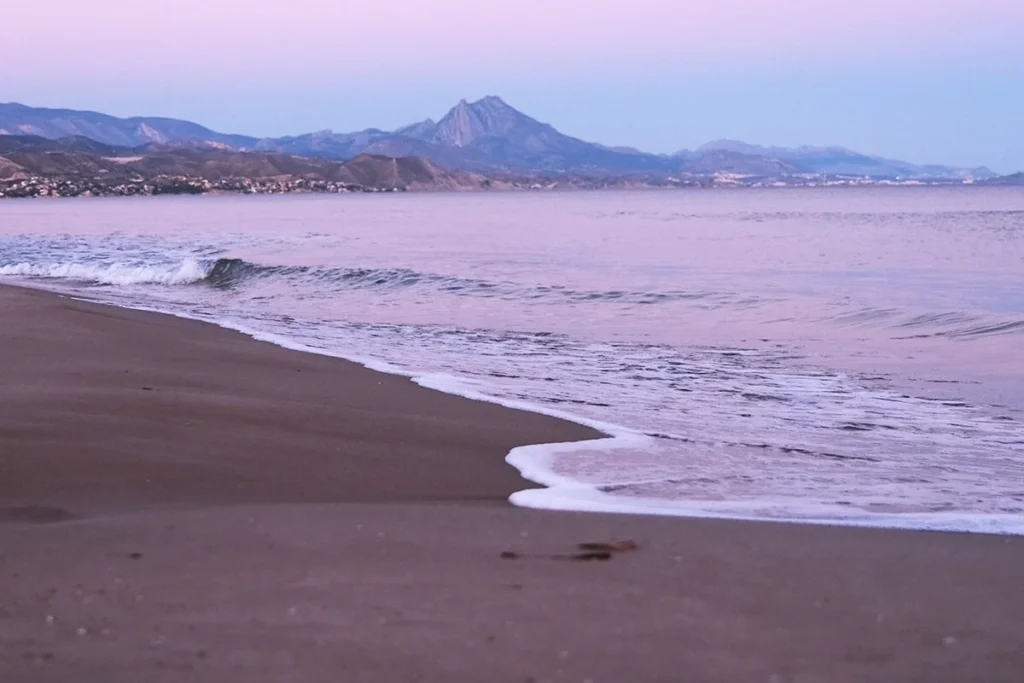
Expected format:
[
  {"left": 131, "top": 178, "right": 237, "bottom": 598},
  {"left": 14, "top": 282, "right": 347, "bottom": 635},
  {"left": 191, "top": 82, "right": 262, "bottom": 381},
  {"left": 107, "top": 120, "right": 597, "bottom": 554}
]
[{"left": 2, "top": 188, "right": 1023, "bottom": 534}]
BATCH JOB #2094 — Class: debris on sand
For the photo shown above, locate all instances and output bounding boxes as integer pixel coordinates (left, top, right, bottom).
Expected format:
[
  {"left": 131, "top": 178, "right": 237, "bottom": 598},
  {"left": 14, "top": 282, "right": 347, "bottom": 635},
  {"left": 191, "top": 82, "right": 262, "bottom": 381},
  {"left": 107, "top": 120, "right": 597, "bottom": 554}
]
[{"left": 500, "top": 540, "right": 639, "bottom": 562}]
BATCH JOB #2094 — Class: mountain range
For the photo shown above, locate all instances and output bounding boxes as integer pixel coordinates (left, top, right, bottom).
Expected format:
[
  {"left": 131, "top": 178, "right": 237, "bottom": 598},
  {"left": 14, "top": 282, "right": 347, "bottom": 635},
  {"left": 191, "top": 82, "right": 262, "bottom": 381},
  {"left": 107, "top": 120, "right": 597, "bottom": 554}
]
[
  {"left": 0, "top": 98, "right": 1005, "bottom": 180},
  {"left": 685, "top": 140, "right": 996, "bottom": 180}
]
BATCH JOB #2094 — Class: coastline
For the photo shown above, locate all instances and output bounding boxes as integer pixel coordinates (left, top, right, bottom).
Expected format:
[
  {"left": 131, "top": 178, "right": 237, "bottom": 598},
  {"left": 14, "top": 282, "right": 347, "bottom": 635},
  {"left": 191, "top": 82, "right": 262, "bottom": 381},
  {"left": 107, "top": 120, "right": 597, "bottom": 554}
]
[
  {"left": 0, "top": 284, "right": 600, "bottom": 513},
  {"left": 2, "top": 283, "right": 1023, "bottom": 682},
  {"left": 15, "top": 276, "right": 1019, "bottom": 536}
]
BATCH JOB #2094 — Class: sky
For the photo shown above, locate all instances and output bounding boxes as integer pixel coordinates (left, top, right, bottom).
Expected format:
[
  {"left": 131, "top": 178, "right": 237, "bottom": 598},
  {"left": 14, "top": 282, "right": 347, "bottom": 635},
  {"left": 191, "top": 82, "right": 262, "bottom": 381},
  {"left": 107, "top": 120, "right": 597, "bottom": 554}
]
[{"left": 3, "top": 0, "right": 1023, "bottom": 172}]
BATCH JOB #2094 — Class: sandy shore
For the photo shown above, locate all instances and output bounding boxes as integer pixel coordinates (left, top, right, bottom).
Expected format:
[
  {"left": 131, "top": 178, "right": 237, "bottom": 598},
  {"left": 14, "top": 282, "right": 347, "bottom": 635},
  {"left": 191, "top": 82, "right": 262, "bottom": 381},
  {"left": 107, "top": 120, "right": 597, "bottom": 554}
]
[{"left": 2, "top": 284, "right": 1022, "bottom": 682}]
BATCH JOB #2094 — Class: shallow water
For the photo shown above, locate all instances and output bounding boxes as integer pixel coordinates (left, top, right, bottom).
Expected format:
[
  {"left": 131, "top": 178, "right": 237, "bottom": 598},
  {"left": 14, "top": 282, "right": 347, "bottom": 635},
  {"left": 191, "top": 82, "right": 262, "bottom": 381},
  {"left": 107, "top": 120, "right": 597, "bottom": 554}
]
[{"left": 2, "top": 188, "right": 1023, "bottom": 533}]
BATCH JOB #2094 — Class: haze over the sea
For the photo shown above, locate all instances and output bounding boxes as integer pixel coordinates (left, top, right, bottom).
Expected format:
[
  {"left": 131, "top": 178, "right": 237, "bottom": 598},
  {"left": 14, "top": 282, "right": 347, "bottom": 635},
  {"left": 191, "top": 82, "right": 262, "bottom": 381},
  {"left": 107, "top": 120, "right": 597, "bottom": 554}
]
[{"left": 4, "top": 0, "right": 1023, "bottom": 172}]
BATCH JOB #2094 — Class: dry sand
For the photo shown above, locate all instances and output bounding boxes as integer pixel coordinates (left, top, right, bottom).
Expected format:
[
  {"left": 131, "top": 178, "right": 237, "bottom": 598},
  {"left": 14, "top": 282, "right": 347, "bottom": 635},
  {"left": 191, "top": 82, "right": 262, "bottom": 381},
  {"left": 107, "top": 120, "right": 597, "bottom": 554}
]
[{"left": 1, "top": 284, "right": 1022, "bottom": 683}]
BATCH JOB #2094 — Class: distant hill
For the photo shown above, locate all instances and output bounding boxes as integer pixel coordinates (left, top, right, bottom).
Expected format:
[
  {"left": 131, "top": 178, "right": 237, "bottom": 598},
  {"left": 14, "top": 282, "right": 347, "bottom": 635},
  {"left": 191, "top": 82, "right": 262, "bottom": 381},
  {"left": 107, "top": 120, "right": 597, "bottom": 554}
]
[
  {"left": 0, "top": 156, "right": 24, "bottom": 181},
  {"left": 0, "top": 99, "right": 1001, "bottom": 180},
  {"left": 691, "top": 139, "right": 996, "bottom": 180},
  {"left": 0, "top": 136, "right": 490, "bottom": 191},
  {"left": 675, "top": 149, "right": 804, "bottom": 176},
  {"left": 980, "top": 172, "right": 1024, "bottom": 186},
  {"left": 253, "top": 129, "right": 394, "bottom": 162},
  {"left": 0, "top": 102, "right": 256, "bottom": 149},
  {"left": 0, "top": 134, "right": 128, "bottom": 156},
  {"left": 348, "top": 153, "right": 505, "bottom": 190}
]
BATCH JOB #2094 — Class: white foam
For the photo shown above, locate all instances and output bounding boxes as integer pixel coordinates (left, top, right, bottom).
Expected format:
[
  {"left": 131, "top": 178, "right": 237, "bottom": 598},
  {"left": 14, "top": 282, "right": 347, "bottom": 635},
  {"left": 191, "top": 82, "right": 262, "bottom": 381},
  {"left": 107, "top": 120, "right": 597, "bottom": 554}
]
[
  {"left": 37, "top": 291, "right": 1024, "bottom": 537},
  {"left": 215, "top": 325, "right": 1024, "bottom": 536},
  {"left": 508, "top": 478, "right": 1024, "bottom": 535},
  {"left": 0, "top": 259, "right": 209, "bottom": 286}
]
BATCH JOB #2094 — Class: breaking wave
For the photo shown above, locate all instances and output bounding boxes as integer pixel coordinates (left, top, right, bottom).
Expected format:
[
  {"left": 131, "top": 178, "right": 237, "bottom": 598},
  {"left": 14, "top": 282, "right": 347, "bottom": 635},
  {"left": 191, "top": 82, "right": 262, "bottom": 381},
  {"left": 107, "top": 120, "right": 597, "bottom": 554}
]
[
  {"left": 0, "top": 259, "right": 209, "bottom": 285},
  {"left": 2, "top": 256, "right": 754, "bottom": 307},
  {"left": 7, "top": 256, "right": 1020, "bottom": 338},
  {"left": 203, "top": 257, "right": 734, "bottom": 304},
  {"left": 3, "top": 256, "right": 1021, "bottom": 338}
]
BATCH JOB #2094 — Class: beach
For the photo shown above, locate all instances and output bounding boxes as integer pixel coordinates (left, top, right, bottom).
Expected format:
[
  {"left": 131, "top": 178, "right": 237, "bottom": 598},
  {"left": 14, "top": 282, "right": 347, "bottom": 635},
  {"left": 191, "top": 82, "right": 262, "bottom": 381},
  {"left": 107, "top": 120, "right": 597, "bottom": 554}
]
[{"left": 2, "top": 282, "right": 1023, "bottom": 683}]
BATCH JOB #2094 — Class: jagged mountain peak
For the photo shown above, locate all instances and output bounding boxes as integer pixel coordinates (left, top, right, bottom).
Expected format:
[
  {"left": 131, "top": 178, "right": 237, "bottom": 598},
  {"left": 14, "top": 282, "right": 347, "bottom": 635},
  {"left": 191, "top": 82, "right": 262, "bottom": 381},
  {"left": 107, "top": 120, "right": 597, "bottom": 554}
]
[{"left": 431, "top": 96, "right": 538, "bottom": 147}]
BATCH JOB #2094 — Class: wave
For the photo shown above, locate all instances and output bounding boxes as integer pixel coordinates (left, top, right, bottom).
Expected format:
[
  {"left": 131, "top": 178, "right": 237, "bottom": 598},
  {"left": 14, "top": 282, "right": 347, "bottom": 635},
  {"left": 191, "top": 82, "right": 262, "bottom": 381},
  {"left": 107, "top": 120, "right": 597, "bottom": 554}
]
[
  {"left": 830, "top": 306, "right": 1024, "bottom": 340},
  {"left": 915, "top": 319, "right": 1024, "bottom": 339},
  {"left": 3, "top": 256, "right": 743, "bottom": 306},
  {"left": 0, "top": 259, "right": 209, "bottom": 285},
  {"left": 4, "top": 257, "right": 1022, "bottom": 339},
  {"left": 204, "top": 257, "right": 715, "bottom": 304}
]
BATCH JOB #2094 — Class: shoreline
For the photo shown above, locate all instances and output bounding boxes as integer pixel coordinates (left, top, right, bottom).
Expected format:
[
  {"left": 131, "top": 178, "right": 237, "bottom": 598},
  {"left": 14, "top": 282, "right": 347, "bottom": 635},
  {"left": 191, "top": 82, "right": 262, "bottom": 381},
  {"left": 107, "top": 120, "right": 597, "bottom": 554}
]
[
  {"left": 0, "top": 283, "right": 602, "bottom": 514},
  {"left": 18, "top": 279, "right": 1022, "bottom": 536},
  {"left": 2, "top": 282, "right": 1023, "bottom": 681}
]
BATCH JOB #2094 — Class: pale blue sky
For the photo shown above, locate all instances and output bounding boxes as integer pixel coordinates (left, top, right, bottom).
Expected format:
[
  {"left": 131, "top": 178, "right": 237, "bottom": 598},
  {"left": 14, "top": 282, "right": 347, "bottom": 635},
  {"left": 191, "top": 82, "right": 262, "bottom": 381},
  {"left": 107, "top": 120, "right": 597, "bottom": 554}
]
[{"left": 4, "top": 0, "right": 1022, "bottom": 172}]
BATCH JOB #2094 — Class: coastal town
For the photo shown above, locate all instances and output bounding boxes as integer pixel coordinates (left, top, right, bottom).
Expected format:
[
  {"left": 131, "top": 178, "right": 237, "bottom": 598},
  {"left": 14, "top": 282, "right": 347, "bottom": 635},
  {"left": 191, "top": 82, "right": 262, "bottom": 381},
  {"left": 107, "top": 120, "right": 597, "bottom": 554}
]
[
  {"left": 0, "top": 170, "right": 988, "bottom": 199},
  {"left": 0, "top": 175, "right": 394, "bottom": 198}
]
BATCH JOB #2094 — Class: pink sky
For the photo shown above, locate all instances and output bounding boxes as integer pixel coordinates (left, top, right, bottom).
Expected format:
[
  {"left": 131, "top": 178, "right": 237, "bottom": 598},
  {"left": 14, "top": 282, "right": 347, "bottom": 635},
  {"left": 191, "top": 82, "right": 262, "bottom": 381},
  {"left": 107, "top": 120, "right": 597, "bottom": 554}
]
[{"left": 5, "top": 0, "right": 1023, "bottom": 83}]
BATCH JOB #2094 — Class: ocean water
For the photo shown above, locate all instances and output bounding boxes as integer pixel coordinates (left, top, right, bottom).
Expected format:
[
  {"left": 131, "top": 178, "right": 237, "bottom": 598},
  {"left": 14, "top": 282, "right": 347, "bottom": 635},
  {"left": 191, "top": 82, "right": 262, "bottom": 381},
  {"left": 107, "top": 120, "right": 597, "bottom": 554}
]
[{"left": 2, "top": 188, "right": 1023, "bottom": 533}]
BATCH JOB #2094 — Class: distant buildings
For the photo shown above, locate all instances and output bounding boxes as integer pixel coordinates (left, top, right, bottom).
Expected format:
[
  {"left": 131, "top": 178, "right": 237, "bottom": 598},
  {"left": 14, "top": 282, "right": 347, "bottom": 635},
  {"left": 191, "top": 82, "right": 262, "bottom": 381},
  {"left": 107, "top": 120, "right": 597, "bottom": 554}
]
[
  {"left": 0, "top": 175, "right": 394, "bottom": 199},
  {"left": 0, "top": 171, "right": 984, "bottom": 199}
]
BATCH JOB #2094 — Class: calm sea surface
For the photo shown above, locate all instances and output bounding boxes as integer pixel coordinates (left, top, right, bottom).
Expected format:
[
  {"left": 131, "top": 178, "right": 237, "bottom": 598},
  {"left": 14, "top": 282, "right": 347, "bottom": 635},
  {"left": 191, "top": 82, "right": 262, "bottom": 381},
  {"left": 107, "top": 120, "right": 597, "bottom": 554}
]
[{"left": 2, "top": 188, "right": 1023, "bottom": 532}]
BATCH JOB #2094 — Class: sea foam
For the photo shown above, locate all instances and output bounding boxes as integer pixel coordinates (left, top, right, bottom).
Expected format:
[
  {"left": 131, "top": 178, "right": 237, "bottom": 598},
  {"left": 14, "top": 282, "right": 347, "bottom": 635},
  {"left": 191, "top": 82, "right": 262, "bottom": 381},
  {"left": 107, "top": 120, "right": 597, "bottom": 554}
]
[
  {"left": 0, "top": 259, "right": 209, "bottom": 286},
  {"left": 60, "top": 299, "right": 1024, "bottom": 537}
]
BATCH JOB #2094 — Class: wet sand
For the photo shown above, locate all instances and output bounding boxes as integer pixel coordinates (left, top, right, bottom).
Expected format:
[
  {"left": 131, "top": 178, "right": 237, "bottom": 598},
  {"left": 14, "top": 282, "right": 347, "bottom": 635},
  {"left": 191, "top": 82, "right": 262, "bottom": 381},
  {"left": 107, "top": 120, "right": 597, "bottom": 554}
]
[{"left": 1, "top": 284, "right": 1022, "bottom": 682}]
